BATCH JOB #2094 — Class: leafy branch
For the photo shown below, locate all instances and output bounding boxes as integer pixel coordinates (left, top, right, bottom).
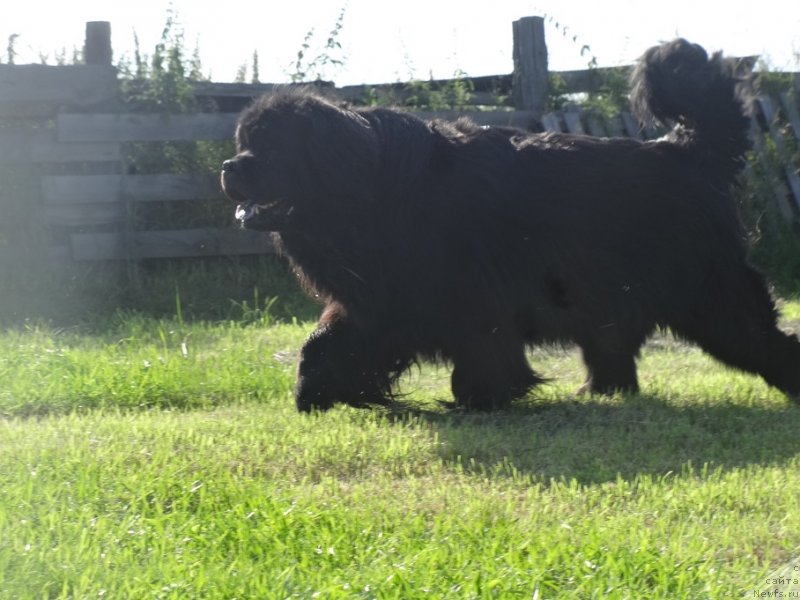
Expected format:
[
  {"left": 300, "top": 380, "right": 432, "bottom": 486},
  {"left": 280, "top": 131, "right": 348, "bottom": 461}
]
[{"left": 289, "top": 6, "right": 347, "bottom": 83}]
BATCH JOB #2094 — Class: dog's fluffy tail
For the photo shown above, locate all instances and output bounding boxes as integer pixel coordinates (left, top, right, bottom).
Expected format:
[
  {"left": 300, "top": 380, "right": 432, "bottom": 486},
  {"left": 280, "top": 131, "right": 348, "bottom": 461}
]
[{"left": 630, "top": 38, "right": 752, "bottom": 177}]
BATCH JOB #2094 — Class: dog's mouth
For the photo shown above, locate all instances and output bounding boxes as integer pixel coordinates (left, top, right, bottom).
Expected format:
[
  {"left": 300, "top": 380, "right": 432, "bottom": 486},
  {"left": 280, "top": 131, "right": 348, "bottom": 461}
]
[
  {"left": 234, "top": 200, "right": 295, "bottom": 232},
  {"left": 221, "top": 165, "right": 293, "bottom": 232},
  {"left": 235, "top": 202, "right": 264, "bottom": 222}
]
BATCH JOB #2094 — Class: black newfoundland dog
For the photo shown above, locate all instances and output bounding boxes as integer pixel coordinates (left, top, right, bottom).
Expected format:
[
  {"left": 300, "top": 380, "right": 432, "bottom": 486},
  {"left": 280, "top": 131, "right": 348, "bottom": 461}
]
[{"left": 221, "top": 39, "right": 800, "bottom": 412}]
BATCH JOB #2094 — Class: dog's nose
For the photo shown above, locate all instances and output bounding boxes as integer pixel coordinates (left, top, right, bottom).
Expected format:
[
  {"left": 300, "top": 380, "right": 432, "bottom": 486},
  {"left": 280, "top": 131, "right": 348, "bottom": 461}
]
[{"left": 222, "top": 159, "right": 236, "bottom": 172}]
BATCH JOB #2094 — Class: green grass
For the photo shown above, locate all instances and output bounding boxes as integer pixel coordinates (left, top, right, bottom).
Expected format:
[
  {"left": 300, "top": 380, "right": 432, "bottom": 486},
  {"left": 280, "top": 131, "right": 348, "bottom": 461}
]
[
  {"left": 778, "top": 298, "right": 800, "bottom": 321},
  {"left": 0, "top": 314, "right": 304, "bottom": 416},
  {"left": 1, "top": 302, "right": 799, "bottom": 598}
]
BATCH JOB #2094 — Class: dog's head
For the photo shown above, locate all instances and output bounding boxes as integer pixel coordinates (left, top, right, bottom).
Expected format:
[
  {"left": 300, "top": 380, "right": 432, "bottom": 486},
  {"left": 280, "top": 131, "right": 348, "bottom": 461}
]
[{"left": 221, "top": 89, "right": 380, "bottom": 232}]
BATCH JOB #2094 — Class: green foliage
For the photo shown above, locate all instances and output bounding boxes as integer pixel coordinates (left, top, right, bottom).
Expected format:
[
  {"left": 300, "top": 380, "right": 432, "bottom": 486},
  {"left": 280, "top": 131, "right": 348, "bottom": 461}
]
[
  {"left": 750, "top": 224, "right": 800, "bottom": 296},
  {"left": 403, "top": 69, "right": 475, "bottom": 111},
  {"left": 542, "top": 15, "right": 631, "bottom": 117},
  {"left": 289, "top": 6, "right": 347, "bottom": 83},
  {"left": 235, "top": 50, "right": 262, "bottom": 84},
  {"left": 756, "top": 66, "right": 798, "bottom": 97},
  {"left": 117, "top": 18, "right": 197, "bottom": 130},
  {"left": 737, "top": 81, "right": 800, "bottom": 291},
  {"left": 547, "top": 72, "right": 570, "bottom": 111},
  {"left": 581, "top": 66, "right": 632, "bottom": 119},
  {"left": 114, "top": 9, "right": 234, "bottom": 231},
  {"left": 117, "top": 9, "right": 203, "bottom": 113},
  {"left": 354, "top": 69, "right": 476, "bottom": 111}
]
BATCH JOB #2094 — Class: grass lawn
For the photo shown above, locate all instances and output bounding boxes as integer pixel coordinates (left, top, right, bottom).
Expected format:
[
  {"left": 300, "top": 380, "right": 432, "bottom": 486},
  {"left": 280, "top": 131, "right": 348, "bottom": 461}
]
[{"left": 1, "top": 301, "right": 800, "bottom": 598}]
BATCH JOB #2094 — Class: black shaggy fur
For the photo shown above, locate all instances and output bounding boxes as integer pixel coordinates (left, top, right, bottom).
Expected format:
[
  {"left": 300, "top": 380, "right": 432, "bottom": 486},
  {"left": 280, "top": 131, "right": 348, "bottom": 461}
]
[{"left": 221, "top": 38, "right": 800, "bottom": 412}]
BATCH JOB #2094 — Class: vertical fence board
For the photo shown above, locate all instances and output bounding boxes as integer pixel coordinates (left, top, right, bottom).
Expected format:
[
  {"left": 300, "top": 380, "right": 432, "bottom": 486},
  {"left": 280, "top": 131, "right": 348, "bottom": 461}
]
[
  {"left": 84, "top": 21, "right": 112, "bottom": 66},
  {"left": 563, "top": 111, "right": 585, "bottom": 135},
  {"left": 758, "top": 96, "right": 800, "bottom": 212},
  {"left": 778, "top": 92, "right": 800, "bottom": 142},
  {"left": 540, "top": 113, "right": 561, "bottom": 132},
  {"left": 512, "top": 16, "right": 548, "bottom": 119}
]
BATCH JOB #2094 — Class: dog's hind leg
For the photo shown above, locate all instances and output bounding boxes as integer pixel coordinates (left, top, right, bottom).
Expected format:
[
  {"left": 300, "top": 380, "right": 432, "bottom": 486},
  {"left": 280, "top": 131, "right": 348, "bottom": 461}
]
[
  {"left": 577, "top": 338, "right": 642, "bottom": 395},
  {"left": 670, "top": 265, "right": 800, "bottom": 399}
]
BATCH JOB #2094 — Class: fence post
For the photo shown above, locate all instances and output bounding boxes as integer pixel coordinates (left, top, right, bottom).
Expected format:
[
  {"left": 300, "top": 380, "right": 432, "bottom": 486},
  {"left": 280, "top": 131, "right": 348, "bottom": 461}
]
[
  {"left": 85, "top": 21, "right": 112, "bottom": 66},
  {"left": 512, "top": 16, "right": 548, "bottom": 119}
]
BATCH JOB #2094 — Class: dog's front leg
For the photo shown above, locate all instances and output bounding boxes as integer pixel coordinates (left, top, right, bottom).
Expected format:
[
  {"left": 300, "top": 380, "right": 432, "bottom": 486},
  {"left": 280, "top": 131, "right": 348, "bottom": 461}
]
[{"left": 295, "top": 303, "right": 391, "bottom": 412}]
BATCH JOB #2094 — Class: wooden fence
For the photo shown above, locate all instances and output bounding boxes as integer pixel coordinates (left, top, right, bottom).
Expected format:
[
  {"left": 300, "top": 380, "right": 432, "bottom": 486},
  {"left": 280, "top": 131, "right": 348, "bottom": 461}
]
[{"left": 1, "top": 18, "right": 798, "bottom": 263}]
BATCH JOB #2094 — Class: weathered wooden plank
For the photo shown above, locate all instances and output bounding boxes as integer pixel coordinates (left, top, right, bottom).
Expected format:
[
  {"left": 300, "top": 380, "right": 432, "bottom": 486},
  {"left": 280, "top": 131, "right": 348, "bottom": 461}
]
[
  {"left": 758, "top": 96, "right": 800, "bottom": 213},
  {"left": 70, "top": 232, "right": 125, "bottom": 261},
  {"left": 194, "top": 68, "right": 667, "bottom": 106},
  {"left": 70, "top": 228, "right": 274, "bottom": 261},
  {"left": 786, "top": 172, "right": 800, "bottom": 212},
  {"left": 759, "top": 97, "right": 783, "bottom": 147},
  {"left": 604, "top": 114, "right": 625, "bottom": 138},
  {"left": 0, "top": 64, "right": 117, "bottom": 116},
  {"left": 620, "top": 112, "right": 643, "bottom": 139},
  {"left": 555, "top": 66, "right": 632, "bottom": 95},
  {"left": 42, "top": 174, "right": 121, "bottom": 205},
  {"left": 41, "top": 173, "right": 224, "bottom": 205},
  {"left": 85, "top": 22, "right": 112, "bottom": 66},
  {"left": 44, "top": 204, "right": 125, "bottom": 227},
  {"left": 749, "top": 121, "right": 796, "bottom": 221},
  {"left": 124, "top": 173, "right": 224, "bottom": 202},
  {"left": 336, "top": 86, "right": 506, "bottom": 108},
  {"left": 57, "top": 112, "right": 239, "bottom": 143},
  {"left": 562, "top": 111, "right": 585, "bottom": 135},
  {"left": 193, "top": 75, "right": 516, "bottom": 105},
  {"left": 353, "top": 74, "right": 517, "bottom": 97},
  {"left": 33, "top": 140, "right": 121, "bottom": 164},
  {"left": 778, "top": 92, "right": 800, "bottom": 143},
  {"left": 512, "top": 16, "right": 548, "bottom": 117},
  {"left": 585, "top": 114, "right": 607, "bottom": 137},
  {"left": 191, "top": 81, "right": 283, "bottom": 99},
  {"left": 540, "top": 112, "right": 562, "bottom": 133},
  {"left": 550, "top": 58, "right": 755, "bottom": 96},
  {"left": 0, "top": 130, "right": 121, "bottom": 164},
  {"left": 193, "top": 63, "right": 758, "bottom": 106},
  {"left": 48, "top": 244, "right": 72, "bottom": 264},
  {"left": 191, "top": 82, "right": 506, "bottom": 109}
]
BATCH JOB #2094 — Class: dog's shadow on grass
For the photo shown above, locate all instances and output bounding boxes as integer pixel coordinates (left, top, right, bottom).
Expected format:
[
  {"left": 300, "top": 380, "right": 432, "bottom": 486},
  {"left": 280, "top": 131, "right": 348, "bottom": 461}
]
[{"left": 390, "top": 395, "right": 800, "bottom": 485}]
